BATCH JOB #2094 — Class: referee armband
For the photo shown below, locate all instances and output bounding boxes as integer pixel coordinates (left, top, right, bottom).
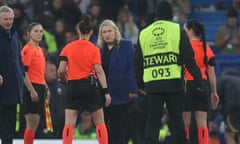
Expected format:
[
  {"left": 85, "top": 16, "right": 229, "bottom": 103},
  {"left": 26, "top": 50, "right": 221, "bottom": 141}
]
[
  {"left": 58, "top": 56, "right": 68, "bottom": 62},
  {"left": 103, "top": 88, "right": 109, "bottom": 94},
  {"left": 24, "top": 66, "right": 29, "bottom": 72}
]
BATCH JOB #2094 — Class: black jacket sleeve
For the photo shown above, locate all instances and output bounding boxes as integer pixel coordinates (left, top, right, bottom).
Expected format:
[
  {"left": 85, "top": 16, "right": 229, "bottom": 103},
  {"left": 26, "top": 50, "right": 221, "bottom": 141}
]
[{"left": 133, "top": 39, "right": 144, "bottom": 89}]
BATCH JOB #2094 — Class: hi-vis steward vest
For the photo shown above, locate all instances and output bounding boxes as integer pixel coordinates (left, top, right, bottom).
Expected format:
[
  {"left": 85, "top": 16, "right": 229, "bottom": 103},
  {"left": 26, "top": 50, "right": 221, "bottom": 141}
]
[{"left": 139, "top": 20, "right": 181, "bottom": 83}]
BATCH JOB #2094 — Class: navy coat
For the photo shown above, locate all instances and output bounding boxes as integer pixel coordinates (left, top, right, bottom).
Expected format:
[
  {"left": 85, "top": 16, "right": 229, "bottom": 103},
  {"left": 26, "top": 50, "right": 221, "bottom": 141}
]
[
  {"left": 217, "top": 70, "right": 240, "bottom": 117},
  {"left": 0, "top": 27, "right": 24, "bottom": 105},
  {"left": 101, "top": 39, "right": 138, "bottom": 105}
]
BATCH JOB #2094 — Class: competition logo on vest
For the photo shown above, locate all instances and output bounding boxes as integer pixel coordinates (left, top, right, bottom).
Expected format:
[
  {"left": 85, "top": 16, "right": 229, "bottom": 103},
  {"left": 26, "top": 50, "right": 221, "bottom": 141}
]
[
  {"left": 150, "top": 27, "right": 168, "bottom": 49},
  {"left": 152, "top": 27, "right": 164, "bottom": 37},
  {"left": 140, "top": 21, "right": 181, "bottom": 82}
]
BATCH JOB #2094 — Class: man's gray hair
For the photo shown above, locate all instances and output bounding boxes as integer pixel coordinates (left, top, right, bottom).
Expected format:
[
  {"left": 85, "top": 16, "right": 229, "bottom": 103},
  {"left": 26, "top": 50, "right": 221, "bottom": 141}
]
[{"left": 0, "top": 5, "right": 13, "bottom": 14}]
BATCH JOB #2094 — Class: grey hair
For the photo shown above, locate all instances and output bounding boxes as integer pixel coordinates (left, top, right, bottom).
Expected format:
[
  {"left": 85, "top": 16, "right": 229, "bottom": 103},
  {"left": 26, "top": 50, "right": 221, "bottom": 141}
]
[
  {"left": 0, "top": 5, "right": 14, "bottom": 14},
  {"left": 97, "top": 19, "right": 122, "bottom": 48}
]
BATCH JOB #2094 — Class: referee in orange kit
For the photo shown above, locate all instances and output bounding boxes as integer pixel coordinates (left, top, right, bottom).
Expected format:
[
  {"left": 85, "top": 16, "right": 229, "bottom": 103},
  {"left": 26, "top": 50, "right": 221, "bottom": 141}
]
[
  {"left": 58, "top": 15, "right": 110, "bottom": 144},
  {"left": 21, "top": 22, "right": 50, "bottom": 144}
]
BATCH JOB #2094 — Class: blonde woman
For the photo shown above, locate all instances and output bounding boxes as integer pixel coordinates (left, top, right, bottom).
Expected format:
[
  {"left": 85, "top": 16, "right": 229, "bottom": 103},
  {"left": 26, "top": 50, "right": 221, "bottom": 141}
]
[{"left": 97, "top": 19, "right": 138, "bottom": 144}]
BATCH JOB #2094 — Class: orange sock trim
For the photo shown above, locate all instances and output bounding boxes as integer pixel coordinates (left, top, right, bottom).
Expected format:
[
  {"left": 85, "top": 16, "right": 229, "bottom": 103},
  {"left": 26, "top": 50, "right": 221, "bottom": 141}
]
[
  {"left": 209, "top": 138, "right": 220, "bottom": 144},
  {"left": 24, "top": 128, "right": 35, "bottom": 144},
  {"left": 96, "top": 124, "right": 108, "bottom": 144},
  {"left": 198, "top": 126, "right": 208, "bottom": 144},
  {"left": 185, "top": 127, "right": 190, "bottom": 140},
  {"left": 62, "top": 125, "right": 74, "bottom": 144}
]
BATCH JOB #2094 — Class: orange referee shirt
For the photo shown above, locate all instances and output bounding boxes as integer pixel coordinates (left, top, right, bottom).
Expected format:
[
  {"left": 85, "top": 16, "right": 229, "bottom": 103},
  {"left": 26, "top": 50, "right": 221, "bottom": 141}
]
[
  {"left": 21, "top": 43, "right": 46, "bottom": 84},
  {"left": 59, "top": 39, "right": 101, "bottom": 80},
  {"left": 185, "top": 40, "right": 214, "bottom": 80}
]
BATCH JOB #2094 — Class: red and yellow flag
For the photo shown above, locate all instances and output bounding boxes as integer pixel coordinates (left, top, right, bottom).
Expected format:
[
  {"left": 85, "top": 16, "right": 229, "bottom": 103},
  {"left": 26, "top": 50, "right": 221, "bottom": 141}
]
[{"left": 44, "top": 99, "right": 53, "bottom": 133}]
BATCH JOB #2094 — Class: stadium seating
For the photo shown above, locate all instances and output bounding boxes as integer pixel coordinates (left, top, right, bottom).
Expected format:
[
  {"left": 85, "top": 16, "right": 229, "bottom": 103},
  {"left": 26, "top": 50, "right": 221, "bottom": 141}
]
[
  {"left": 188, "top": 9, "right": 240, "bottom": 75},
  {"left": 190, "top": 0, "right": 232, "bottom": 9},
  {"left": 188, "top": 11, "right": 227, "bottom": 42},
  {"left": 188, "top": 10, "right": 227, "bottom": 21},
  {"left": 215, "top": 54, "right": 240, "bottom": 75},
  {"left": 182, "top": 0, "right": 240, "bottom": 75},
  {"left": 190, "top": 0, "right": 216, "bottom": 7}
]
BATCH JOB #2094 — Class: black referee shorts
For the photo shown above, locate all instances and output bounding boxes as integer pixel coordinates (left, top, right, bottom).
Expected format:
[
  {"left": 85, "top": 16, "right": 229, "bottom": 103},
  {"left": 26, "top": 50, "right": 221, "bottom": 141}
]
[
  {"left": 65, "top": 79, "right": 102, "bottom": 112},
  {"left": 23, "top": 83, "right": 45, "bottom": 115},
  {"left": 184, "top": 80, "right": 209, "bottom": 112}
]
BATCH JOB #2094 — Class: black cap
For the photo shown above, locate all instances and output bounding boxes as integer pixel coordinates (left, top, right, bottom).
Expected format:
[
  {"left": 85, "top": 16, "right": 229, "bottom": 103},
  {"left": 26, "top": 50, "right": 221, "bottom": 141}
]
[
  {"left": 227, "top": 8, "right": 238, "bottom": 18},
  {"left": 155, "top": 0, "right": 173, "bottom": 20},
  {"left": 220, "top": 68, "right": 240, "bottom": 76},
  {"left": 10, "top": 3, "right": 24, "bottom": 11}
]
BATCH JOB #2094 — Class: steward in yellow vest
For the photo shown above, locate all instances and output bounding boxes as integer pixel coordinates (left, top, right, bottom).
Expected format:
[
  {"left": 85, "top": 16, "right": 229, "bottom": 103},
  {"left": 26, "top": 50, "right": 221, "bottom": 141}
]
[{"left": 133, "top": 1, "right": 206, "bottom": 144}]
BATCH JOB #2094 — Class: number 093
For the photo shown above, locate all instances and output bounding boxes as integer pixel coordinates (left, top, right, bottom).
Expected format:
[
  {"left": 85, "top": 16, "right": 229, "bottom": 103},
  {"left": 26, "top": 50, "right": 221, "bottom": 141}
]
[{"left": 152, "top": 68, "right": 170, "bottom": 78}]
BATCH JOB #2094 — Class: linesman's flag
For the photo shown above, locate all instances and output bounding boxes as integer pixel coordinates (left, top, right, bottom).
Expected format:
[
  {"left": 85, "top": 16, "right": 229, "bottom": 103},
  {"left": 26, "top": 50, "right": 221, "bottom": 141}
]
[
  {"left": 44, "top": 99, "right": 53, "bottom": 133},
  {"left": 15, "top": 103, "right": 20, "bottom": 132}
]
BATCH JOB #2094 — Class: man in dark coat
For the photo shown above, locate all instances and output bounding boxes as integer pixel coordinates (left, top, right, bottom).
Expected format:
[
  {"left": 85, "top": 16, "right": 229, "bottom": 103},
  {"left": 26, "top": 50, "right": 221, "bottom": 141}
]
[
  {"left": 209, "top": 69, "right": 240, "bottom": 144},
  {"left": 35, "top": 58, "right": 65, "bottom": 138},
  {"left": 0, "top": 5, "right": 24, "bottom": 144}
]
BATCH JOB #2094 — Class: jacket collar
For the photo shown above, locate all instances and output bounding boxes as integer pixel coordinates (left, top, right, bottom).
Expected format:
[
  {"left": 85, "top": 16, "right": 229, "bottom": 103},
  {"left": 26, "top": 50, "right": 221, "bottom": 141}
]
[
  {"left": 101, "top": 43, "right": 119, "bottom": 74},
  {"left": 0, "top": 25, "right": 15, "bottom": 35}
]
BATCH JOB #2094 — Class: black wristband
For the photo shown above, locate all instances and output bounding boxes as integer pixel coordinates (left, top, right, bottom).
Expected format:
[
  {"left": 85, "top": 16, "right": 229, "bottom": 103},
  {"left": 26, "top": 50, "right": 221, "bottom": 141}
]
[{"left": 103, "top": 88, "right": 109, "bottom": 94}]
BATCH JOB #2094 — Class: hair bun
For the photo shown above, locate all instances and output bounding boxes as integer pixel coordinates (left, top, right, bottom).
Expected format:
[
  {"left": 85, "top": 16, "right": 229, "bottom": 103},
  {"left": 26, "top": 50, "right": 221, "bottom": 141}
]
[
  {"left": 83, "top": 15, "right": 92, "bottom": 23},
  {"left": 78, "top": 15, "right": 94, "bottom": 34}
]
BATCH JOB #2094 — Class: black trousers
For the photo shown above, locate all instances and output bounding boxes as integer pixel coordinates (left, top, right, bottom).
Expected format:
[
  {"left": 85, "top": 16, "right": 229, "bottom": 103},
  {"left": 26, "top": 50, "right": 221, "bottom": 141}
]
[
  {"left": 104, "top": 102, "right": 132, "bottom": 144},
  {"left": 126, "top": 92, "right": 148, "bottom": 144},
  {"left": 145, "top": 92, "right": 188, "bottom": 144},
  {"left": 0, "top": 105, "right": 16, "bottom": 144}
]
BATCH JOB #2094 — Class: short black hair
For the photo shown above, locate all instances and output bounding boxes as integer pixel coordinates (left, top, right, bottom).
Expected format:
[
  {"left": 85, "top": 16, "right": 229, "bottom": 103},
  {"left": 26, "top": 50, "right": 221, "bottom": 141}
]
[
  {"left": 155, "top": 0, "right": 173, "bottom": 20},
  {"left": 227, "top": 8, "right": 238, "bottom": 18},
  {"left": 220, "top": 68, "right": 240, "bottom": 76}
]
